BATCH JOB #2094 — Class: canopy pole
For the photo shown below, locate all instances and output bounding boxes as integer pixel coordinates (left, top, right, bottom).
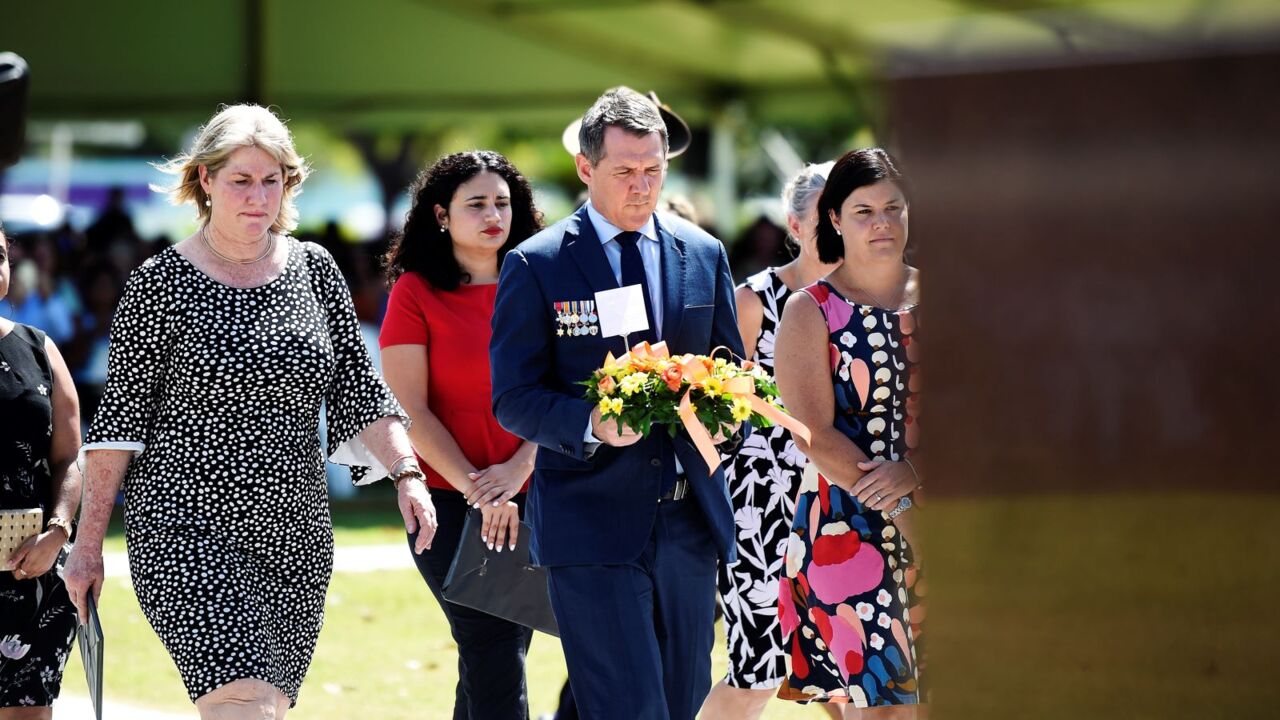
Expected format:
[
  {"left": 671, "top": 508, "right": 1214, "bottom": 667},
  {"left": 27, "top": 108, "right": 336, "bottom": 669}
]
[
  {"left": 244, "top": 0, "right": 264, "bottom": 104},
  {"left": 708, "top": 101, "right": 743, "bottom": 239}
]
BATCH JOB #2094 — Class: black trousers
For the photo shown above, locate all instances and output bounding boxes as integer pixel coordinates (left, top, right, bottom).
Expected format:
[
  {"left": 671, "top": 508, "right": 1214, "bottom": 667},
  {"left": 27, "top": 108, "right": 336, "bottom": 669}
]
[{"left": 409, "top": 489, "right": 533, "bottom": 720}]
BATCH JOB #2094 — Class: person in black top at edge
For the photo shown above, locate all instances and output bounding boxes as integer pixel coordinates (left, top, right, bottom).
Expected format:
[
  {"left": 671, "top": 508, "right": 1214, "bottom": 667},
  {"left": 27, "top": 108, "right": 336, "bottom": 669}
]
[{"left": 0, "top": 220, "right": 84, "bottom": 719}]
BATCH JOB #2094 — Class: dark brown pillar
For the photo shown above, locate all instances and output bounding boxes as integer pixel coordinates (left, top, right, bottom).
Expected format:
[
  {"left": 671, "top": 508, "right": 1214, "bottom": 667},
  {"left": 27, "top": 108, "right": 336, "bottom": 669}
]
[{"left": 889, "top": 51, "right": 1280, "bottom": 717}]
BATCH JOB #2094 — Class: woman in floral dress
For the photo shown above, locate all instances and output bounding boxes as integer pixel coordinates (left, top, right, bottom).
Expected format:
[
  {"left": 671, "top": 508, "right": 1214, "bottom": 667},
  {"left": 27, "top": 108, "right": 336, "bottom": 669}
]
[{"left": 774, "top": 148, "right": 924, "bottom": 716}]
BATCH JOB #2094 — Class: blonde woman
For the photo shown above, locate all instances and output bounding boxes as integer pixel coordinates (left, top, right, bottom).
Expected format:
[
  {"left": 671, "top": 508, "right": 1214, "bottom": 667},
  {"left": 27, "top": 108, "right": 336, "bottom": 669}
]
[{"left": 63, "top": 105, "right": 437, "bottom": 720}]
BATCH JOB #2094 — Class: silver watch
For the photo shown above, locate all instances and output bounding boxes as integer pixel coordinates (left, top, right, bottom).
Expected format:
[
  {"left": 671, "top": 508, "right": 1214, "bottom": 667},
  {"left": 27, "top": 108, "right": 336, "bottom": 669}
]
[{"left": 887, "top": 496, "right": 913, "bottom": 520}]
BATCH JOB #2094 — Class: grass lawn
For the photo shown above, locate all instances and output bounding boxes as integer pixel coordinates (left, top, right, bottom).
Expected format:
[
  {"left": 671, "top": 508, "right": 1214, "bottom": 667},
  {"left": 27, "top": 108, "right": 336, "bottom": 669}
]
[
  {"left": 59, "top": 492, "right": 1280, "bottom": 718},
  {"left": 62, "top": 495, "right": 819, "bottom": 719}
]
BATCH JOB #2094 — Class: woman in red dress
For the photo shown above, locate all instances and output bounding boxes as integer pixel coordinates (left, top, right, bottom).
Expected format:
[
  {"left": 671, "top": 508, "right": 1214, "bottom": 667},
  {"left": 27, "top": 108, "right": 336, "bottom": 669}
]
[{"left": 380, "top": 151, "right": 544, "bottom": 718}]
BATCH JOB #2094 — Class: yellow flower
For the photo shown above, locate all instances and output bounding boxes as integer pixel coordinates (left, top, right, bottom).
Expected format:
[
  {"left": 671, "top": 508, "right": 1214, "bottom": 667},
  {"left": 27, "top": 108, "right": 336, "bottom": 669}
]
[
  {"left": 704, "top": 377, "right": 723, "bottom": 395},
  {"left": 598, "top": 396, "right": 624, "bottom": 416},
  {"left": 620, "top": 372, "right": 649, "bottom": 397},
  {"left": 731, "top": 396, "right": 753, "bottom": 423},
  {"left": 714, "top": 357, "right": 729, "bottom": 368}
]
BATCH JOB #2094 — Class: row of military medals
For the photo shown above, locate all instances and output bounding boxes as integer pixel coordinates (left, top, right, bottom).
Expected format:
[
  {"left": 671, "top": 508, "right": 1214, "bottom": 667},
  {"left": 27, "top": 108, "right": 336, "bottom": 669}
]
[{"left": 556, "top": 301, "right": 598, "bottom": 336}]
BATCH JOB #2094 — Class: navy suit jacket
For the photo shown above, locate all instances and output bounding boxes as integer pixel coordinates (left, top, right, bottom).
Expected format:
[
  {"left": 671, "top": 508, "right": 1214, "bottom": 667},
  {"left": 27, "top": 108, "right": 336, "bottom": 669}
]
[{"left": 491, "top": 205, "right": 744, "bottom": 567}]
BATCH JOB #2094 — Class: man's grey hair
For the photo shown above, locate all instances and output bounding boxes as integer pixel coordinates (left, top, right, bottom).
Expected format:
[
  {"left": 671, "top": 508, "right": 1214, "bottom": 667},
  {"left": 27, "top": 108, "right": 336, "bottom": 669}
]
[{"left": 578, "top": 87, "right": 669, "bottom": 166}]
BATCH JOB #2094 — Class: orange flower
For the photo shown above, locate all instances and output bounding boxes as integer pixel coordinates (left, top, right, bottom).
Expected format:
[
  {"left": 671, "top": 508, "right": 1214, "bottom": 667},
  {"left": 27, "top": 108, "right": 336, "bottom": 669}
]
[
  {"left": 701, "top": 357, "right": 715, "bottom": 373},
  {"left": 662, "top": 364, "right": 683, "bottom": 392},
  {"left": 597, "top": 375, "right": 617, "bottom": 395}
]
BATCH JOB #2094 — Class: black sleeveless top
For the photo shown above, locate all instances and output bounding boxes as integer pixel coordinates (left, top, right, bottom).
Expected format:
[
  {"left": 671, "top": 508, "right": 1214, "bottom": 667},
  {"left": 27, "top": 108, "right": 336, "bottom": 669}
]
[{"left": 0, "top": 323, "right": 55, "bottom": 515}]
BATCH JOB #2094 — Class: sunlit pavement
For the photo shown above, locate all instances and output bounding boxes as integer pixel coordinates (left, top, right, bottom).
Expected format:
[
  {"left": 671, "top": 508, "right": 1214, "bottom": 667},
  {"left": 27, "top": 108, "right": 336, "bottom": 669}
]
[
  {"left": 102, "top": 543, "right": 415, "bottom": 579},
  {"left": 56, "top": 694, "right": 196, "bottom": 720}
]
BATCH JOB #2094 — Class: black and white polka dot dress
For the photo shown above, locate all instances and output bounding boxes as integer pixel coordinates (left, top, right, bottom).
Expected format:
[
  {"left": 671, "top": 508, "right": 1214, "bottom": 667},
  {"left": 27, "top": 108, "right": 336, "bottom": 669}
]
[{"left": 83, "top": 238, "right": 404, "bottom": 705}]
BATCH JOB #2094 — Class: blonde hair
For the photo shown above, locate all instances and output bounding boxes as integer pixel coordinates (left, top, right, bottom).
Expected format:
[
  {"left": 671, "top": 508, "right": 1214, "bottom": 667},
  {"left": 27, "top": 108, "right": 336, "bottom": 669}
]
[{"left": 155, "top": 104, "right": 309, "bottom": 234}]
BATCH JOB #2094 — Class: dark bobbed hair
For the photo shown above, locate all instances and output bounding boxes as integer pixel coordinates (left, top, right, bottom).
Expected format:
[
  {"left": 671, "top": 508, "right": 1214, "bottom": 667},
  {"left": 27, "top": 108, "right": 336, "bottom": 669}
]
[
  {"left": 815, "top": 148, "right": 909, "bottom": 264},
  {"left": 383, "top": 150, "right": 544, "bottom": 290}
]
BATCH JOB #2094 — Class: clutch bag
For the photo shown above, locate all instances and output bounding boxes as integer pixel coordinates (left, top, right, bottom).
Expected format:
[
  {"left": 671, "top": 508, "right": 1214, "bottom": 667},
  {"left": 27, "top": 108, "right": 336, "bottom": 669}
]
[
  {"left": 442, "top": 509, "right": 559, "bottom": 637},
  {"left": 0, "top": 508, "right": 42, "bottom": 571},
  {"left": 79, "top": 593, "right": 105, "bottom": 720}
]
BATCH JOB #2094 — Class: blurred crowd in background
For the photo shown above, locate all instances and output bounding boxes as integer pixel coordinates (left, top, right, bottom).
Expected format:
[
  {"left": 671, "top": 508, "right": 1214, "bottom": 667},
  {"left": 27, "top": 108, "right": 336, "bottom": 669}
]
[{"left": 0, "top": 186, "right": 794, "bottom": 492}]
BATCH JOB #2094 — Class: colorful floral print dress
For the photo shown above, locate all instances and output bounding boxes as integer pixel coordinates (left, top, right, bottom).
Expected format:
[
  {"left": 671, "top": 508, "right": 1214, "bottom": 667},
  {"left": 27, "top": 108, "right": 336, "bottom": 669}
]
[{"left": 777, "top": 280, "right": 924, "bottom": 707}]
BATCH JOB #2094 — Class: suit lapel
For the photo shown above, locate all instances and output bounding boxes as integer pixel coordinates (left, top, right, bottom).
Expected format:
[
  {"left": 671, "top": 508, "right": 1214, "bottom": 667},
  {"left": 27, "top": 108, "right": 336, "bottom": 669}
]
[
  {"left": 565, "top": 205, "right": 620, "bottom": 298},
  {"left": 656, "top": 214, "right": 687, "bottom": 342}
]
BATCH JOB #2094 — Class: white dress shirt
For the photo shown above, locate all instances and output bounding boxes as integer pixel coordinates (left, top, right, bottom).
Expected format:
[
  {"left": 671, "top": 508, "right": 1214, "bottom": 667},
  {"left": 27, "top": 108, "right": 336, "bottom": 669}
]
[
  {"left": 580, "top": 203, "right": 683, "bottom": 472},
  {"left": 584, "top": 201, "right": 664, "bottom": 336}
]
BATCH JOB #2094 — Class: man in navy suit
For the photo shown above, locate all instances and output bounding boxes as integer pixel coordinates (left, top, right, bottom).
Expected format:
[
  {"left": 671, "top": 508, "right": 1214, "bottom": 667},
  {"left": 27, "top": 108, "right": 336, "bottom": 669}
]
[{"left": 490, "top": 87, "right": 744, "bottom": 720}]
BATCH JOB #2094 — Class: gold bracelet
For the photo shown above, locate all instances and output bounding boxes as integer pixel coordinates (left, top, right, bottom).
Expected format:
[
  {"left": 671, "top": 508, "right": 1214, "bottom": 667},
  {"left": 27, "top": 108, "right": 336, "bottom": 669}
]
[
  {"left": 903, "top": 457, "right": 923, "bottom": 490},
  {"left": 47, "top": 516, "right": 73, "bottom": 541}
]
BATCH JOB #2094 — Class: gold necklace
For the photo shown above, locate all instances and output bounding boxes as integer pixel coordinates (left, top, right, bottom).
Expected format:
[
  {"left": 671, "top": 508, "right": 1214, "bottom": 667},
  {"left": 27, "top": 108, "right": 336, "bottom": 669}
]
[
  {"left": 202, "top": 226, "right": 274, "bottom": 265},
  {"left": 846, "top": 268, "right": 910, "bottom": 310}
]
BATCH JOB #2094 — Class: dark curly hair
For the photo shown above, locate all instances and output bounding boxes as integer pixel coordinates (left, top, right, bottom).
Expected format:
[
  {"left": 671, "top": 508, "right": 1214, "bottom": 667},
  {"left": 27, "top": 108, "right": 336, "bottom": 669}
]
[
  {"left": 815, "top": 148, "right": 909, "bottom": 264},
  {"left": 383, "top": 150, "right": 544, "bottom": 290}
]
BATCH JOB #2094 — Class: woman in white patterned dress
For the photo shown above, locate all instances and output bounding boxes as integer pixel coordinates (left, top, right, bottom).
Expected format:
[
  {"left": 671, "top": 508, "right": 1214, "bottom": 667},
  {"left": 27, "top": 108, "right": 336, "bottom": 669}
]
[
  {"left": 701, "top": 162, "right": 842, "bottom": 720},
  {"left": 61, "top": 105, "right": 438, "bottom": 720}
]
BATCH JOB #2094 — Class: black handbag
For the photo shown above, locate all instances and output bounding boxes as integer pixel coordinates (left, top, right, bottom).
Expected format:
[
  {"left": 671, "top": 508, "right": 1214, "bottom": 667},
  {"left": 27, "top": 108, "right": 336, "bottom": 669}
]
[{"left": 442, "top": 509, "right": 559, "bottom": 637}]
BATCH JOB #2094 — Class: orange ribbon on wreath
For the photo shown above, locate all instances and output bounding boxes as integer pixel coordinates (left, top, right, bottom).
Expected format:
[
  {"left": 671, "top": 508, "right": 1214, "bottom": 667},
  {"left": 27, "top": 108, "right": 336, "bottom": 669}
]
[
  {"left": 603, "top": 341, "right": 811, "bottom": 472},
  {"left": 672, "top": 348, "right": 811, "bottom": 472}
]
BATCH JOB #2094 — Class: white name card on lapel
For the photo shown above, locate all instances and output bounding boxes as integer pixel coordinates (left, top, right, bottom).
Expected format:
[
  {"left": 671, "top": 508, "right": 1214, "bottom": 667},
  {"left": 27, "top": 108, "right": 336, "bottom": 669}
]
[{"left": 595, "top": 284, "right": 650, "bottom": 339}]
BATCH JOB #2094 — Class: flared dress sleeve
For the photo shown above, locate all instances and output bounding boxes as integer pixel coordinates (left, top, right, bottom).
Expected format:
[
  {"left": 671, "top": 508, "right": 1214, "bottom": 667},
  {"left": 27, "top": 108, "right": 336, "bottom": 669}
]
[
  {"left": 83, "top": 257, "right": 171, "bottom": 456},
  {"left": 305, "top": 244, "right": 407, "bottom": 485}
]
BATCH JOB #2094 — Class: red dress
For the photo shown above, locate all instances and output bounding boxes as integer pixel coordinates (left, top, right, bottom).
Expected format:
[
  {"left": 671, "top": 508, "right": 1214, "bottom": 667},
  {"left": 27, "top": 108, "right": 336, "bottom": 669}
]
[{"left": 379, "top": 273, "right": 527, "bottom": 493}]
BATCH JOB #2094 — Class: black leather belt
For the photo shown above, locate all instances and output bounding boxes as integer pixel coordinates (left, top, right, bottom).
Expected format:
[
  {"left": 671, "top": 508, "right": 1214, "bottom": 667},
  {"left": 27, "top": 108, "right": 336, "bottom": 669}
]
[{"left": 659, "top": 477, "right": 690, "bottom": 502}]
